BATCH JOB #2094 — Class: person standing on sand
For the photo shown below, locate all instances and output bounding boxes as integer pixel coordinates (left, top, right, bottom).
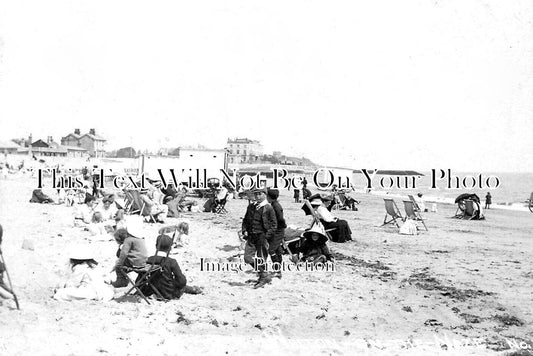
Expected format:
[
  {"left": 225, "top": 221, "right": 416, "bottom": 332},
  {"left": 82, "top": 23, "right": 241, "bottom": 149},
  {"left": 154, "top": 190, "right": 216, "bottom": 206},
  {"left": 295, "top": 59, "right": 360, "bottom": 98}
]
[
  {"left": 242, "top": 187, "right": 277, "bottom": 288},
  {"left": 267, "top": 188, "right": 286, "bottom": 279},
  {"left": 485, "top": 192, "right": 492, "bottom": 209}
]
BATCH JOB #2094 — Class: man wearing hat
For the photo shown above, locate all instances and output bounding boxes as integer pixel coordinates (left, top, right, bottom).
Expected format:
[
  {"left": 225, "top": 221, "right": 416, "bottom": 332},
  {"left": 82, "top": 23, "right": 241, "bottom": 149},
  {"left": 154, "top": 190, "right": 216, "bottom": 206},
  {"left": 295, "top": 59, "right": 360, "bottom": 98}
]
[
  {"left": 266, "top": 188, "right": 286, "bottom": 279},
  {"left": 242, "top": 187, "right": 277, "bottom": 288}
]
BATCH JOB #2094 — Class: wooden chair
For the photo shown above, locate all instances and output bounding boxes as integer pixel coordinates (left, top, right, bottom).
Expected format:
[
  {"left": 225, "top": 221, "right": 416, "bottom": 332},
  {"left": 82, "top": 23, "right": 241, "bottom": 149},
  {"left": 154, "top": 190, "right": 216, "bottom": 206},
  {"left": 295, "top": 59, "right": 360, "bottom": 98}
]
[
  {"left": 403, "top": 200, "right": 428, "bottom": 231},
  {"left": 381, "top": 199, "right": 403, "bottom": 228}
]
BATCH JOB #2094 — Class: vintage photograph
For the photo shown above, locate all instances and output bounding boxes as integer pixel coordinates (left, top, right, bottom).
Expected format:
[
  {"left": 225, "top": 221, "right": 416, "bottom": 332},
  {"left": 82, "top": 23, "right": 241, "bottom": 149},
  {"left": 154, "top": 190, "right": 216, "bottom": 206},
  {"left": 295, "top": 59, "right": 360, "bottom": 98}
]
[{"left": 0, "top": 1, "right": 532, "bottom": 355}]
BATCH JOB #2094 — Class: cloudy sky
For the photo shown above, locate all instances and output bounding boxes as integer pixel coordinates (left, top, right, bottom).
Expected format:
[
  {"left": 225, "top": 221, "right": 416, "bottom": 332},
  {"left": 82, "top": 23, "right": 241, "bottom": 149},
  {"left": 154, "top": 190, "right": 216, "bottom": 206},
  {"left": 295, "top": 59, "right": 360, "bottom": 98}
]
[{"left": 1, "top": 1, "right": 532, "bottom": 171}]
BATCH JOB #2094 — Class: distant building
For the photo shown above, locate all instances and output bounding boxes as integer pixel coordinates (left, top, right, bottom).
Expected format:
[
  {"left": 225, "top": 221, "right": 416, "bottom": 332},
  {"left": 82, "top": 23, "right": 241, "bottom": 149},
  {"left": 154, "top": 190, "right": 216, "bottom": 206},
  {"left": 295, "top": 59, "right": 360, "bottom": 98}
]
[
  {"left": 226, "top": 138, "right": 263, "bottom": 164},
  {"left": 17, "top": 136, "right": 88, "bottom": 158},
  {"left": 61, "top": 128, "right": 106, "bottom": 158},
  {"left": 142, "top": 147, "right": 228, "bottom": 187},
  {"left": 0, "top": 140, "right": 21, "bottom": 154}
]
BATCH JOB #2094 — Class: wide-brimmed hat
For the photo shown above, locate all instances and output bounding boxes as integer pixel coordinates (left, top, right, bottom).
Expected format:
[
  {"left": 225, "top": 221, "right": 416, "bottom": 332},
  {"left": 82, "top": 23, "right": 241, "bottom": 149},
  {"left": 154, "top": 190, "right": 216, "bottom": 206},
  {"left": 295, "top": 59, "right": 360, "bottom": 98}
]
[
  {"left": 303, "top": 224, "right": 327, "bottom": 241},
  {"left": 126, "top": 219, "right": 145, "bottom": 238},
  {"left": 310, "top": 198, "right": 323, "bottom": 206},
  {"left": 69, "top": 245, "right": 96, "bottom": 261}
]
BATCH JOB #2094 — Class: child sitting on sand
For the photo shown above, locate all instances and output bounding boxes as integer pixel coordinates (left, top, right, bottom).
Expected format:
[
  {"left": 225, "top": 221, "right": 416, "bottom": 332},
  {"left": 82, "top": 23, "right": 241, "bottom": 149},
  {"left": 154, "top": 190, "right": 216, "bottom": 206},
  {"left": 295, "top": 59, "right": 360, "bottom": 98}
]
[
  {"left": 86, "top": 212, "right": 112, "bottom": 241},
  {"left": 299, "top": 225, "right": 334, "bottom": 264},
  {"left": 53, "top": 247, "right": 114, "bottom": 302},
  {"left": 158, "top": 222, "right": 190, "bottom": 251},
  {"left": 136, "top": 234, "right": 202, "bottom": 299}
]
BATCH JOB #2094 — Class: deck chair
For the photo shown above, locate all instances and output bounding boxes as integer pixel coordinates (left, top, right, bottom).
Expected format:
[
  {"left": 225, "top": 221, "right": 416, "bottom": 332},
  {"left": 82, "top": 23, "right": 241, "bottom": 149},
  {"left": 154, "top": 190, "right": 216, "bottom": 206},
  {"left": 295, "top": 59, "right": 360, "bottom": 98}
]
[
  {"left": 123, "top": 189, "right": 140, "bottom": 214},
  {"left": 129, "top": 190, "right": 157, "bottom": 223},
  {"left": 464, "top": 199, "right": 485, "bottom": 220},
  {"left": 302, "top": 200, "right": 335, "bottom": 241},
  {"left": 407, "top": 195, "right": 421, "bottom": 212},
  {"left": 382, "top": 199, "right": 403, "bottom": 228},
  {"left": 214, "top": 192, "right": 230, "bottom": 214},
  {"left": 119, "top": 264, "right": 164, "bottom": 304},
  {"left": 403, "top": 200, "right": 428, "bottom": 231},
  {"left": 281, "top": 228, "right": 304, "bottom": 263}
]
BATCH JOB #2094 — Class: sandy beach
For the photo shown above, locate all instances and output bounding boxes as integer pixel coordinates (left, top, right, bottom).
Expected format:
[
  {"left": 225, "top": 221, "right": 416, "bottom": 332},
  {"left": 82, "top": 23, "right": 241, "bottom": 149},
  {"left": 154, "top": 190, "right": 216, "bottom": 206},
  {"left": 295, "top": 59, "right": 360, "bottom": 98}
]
[{"left": 0, "top": 175, "right": 532, "bottom": 355}]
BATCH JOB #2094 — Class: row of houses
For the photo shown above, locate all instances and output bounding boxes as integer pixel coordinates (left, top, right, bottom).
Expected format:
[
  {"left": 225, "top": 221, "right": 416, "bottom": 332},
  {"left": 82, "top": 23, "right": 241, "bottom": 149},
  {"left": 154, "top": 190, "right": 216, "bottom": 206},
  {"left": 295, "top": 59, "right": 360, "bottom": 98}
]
[
  {"left": 1, "top": 132, "right": 312, "bottom": 169},
  {"left": 0, "top": 129, "right": 106, "bottom": 159}
]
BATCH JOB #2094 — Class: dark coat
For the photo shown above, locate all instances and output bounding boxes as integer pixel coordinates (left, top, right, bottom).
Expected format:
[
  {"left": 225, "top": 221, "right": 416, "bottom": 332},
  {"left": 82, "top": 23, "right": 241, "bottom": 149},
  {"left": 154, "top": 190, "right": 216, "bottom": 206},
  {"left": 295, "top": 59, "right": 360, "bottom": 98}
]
[{"left": 137, "top": 255, "right": 187, "bottom": 299}]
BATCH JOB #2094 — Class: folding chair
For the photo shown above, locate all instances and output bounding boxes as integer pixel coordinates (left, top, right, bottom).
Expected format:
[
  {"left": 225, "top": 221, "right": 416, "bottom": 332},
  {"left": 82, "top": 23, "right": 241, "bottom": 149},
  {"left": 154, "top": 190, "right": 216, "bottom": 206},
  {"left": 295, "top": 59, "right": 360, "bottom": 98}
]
[
  {"left": 303, "top": 200, "right": 335, "bottom": 241},
  {"left": 119, "top": 264, "right": 164, "bottom": 304},
  {"left": 464, "top": 199, "right": 485, "bottom": 220},
  {"left": 403, "top": 200, "right": 428, "bottom": 231},
  {"left": 407, "top": 195, "right": 421, "bottom": 212},
  {"left": 381, "top": 198, "right": 403, "bottom": 228},
  {"left": 281, "top": 229, "right": 304, "bottom": 263},
  {"left": 130, "top": 190, "right": 157, "bottom": 223},
  {"left": 214, "top": 192, "right": 229, "bottom": 214},
  {"left": 123, "top": 189, "right": 140, "bottom": 214},
  {"left": 122, "top": 230, "right": 177, "bottom": 304}
]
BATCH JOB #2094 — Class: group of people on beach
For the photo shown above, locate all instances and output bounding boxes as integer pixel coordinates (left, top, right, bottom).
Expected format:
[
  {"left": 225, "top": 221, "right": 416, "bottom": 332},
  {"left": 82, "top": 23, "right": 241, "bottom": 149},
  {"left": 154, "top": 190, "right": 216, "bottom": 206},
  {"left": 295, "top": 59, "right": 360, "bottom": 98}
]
[
  {"left": 23, "top": 168, "right": 205, "bottom": 303},
  {"left": 240, "top": 182, "right": 352, "bottom": 288}
]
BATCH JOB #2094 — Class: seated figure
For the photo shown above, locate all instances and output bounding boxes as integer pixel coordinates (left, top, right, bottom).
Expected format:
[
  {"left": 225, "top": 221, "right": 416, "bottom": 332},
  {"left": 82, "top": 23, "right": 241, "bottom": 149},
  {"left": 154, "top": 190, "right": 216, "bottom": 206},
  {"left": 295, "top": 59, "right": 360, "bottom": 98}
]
[
  {"left": 299, "top": 224, "right": 334, "bottom": 264},
  {"left": 309, "top": 196, "right": 352, "bottom": 243},
  {"left": 29, "top": 189, "right": 54, "bottom": 204},
  {"left": 53, "top": 247, "right": 114, "bottom": 302},
  {"left": 111, "top": 221, "right": 148, "bottom": 288},
  {"left": 140, "top": 189, "right": 168, "bottom": 222},
  {"left": 136, "top": 235, "right": 202, "bottom": 299}
]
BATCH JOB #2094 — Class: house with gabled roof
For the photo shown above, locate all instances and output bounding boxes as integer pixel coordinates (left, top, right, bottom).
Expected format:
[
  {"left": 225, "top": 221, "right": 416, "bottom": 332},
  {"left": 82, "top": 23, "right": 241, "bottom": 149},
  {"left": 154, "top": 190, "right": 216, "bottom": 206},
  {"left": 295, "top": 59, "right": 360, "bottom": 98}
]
[{"left": 61, "top": 128, "right": 106, "bottom": 158}]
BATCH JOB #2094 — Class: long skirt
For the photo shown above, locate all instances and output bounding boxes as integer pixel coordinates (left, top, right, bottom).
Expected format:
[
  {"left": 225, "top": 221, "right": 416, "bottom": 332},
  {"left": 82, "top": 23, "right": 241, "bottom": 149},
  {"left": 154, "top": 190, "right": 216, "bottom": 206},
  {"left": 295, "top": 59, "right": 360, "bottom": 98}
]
[{"left": 322, "top": 219, "right": 352, "bottom": 243}]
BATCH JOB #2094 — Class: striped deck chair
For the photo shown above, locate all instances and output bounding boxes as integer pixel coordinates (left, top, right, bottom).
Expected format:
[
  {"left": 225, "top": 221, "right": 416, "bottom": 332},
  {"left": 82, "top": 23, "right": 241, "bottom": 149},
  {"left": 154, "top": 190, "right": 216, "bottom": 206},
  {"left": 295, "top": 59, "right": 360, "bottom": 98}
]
[
  {"left": 382, "top": 199, "right": 403, "bottom": 228},
  {"left": 403, "top": 200, "right": 428, "bottom": 231},
  {"left": 129, "top": 190, "right": 156, "bottom": 223}
]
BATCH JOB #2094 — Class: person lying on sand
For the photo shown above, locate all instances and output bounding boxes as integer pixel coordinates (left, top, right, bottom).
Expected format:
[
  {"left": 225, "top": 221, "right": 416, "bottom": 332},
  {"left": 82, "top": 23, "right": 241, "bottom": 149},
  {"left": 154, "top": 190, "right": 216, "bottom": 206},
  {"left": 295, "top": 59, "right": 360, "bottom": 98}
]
[
  {"left": 136, "top": 234, "right": 202, "bottom": 299},
  {"left": 111, "top": 222, "right": 148, "bottom": 288},
  {"left": 53, "top": 247, "right": 114, "bottom": 302},
  {"left": 29, "top": 189, "right": 54, "bottom": 204}
]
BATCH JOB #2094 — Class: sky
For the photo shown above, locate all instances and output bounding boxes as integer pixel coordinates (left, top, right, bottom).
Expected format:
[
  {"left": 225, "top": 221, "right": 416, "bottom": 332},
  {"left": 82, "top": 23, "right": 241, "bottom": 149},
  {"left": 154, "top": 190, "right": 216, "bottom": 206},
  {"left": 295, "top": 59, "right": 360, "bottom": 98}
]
[{"left": 0, "top": 1, "right": 532, "bottom": 172}]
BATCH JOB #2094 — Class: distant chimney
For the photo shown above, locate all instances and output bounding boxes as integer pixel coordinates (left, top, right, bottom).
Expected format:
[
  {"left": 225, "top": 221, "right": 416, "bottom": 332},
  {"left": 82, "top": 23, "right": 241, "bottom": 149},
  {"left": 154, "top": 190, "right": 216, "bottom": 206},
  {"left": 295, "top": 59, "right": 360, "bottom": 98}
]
[
  {"left": 74, "top": 128, "right": 80, "bottom": 135},
  {"left": 89, "top": 128, "right": 96, "bottom": 135},
  {"left": 47, "top": 136, "right": 53, "bottom": 145}
]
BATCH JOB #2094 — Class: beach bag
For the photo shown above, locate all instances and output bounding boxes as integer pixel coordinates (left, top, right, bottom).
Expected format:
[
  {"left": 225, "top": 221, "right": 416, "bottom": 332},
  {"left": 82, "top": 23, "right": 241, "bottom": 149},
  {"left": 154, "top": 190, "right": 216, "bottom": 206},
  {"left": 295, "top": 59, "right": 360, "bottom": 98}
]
[{"left": 399, "top": 219, "right": 418, "bottom": 235}]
